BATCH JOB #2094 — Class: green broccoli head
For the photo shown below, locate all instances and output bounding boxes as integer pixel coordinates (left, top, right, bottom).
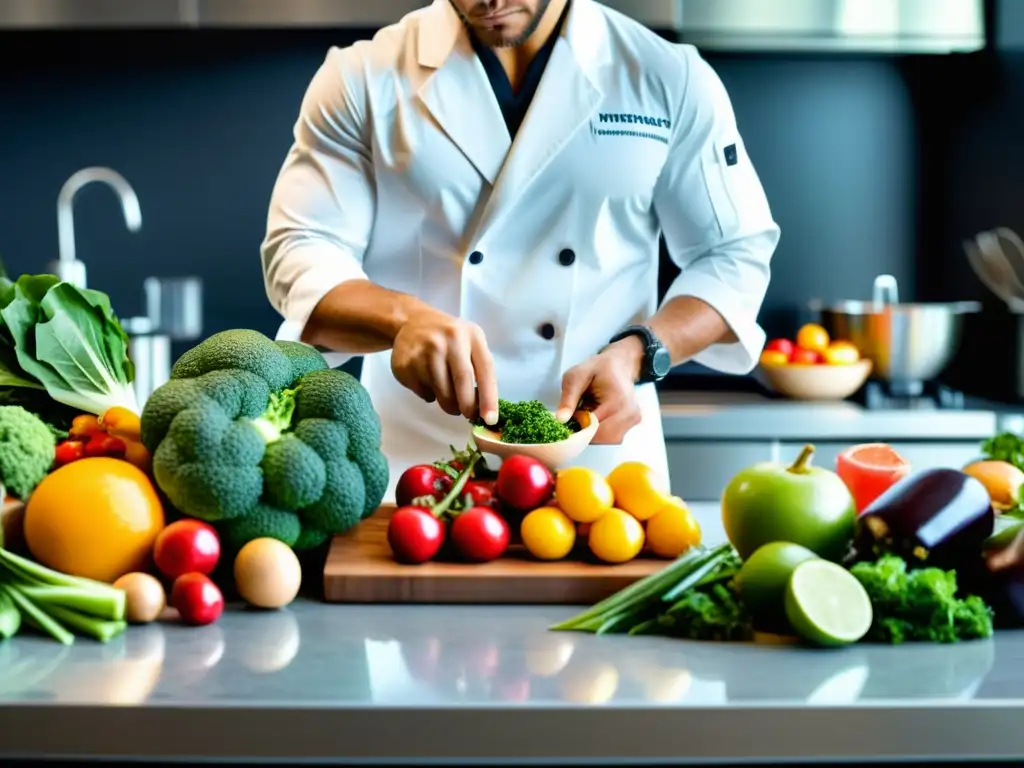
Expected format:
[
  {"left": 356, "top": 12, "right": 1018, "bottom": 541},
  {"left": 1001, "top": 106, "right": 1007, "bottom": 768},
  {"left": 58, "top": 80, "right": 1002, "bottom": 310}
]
[
  {"left": 141, "top": 330, "right": 388, "bottom": 552},
  {"left": 0, "top": 405, "right": 57, "bottom": 499}
]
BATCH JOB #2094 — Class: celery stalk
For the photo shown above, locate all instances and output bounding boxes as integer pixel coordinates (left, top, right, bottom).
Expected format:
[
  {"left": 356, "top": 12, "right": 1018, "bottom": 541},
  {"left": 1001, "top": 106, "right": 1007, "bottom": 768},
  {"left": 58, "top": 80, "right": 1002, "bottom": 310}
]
[
  {"left": 18, "top": 585, "right": 125, "bottom": 622},
  {"left": 0, "top": 588, "right": 20, "bottom": 639},
  {"left": 0, "top": 548, "right": 124, "bottom": 602},
  {"left": 0, "top": 584, "right": 73, "bottom": 645},
  {"left": 43, "top": 604, "right": 126, "bottom": 643}
]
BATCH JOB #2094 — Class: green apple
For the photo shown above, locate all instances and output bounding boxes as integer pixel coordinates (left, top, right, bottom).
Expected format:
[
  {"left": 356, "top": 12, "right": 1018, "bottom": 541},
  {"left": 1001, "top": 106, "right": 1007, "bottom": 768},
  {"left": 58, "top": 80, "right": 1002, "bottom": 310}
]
[{"left": 722, "top": 444, "right": 856, "bottom": 562}]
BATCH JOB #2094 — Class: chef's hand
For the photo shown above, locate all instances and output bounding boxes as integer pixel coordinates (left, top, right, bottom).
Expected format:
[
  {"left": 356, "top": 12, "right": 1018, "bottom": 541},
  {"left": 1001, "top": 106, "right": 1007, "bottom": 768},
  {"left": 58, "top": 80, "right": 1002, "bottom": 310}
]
[
  {"left": 391, "top": 306, "right": 500, "bottom": 425},
  {"left": 556, "top": 339, "right": 644, "bottom": 445}
]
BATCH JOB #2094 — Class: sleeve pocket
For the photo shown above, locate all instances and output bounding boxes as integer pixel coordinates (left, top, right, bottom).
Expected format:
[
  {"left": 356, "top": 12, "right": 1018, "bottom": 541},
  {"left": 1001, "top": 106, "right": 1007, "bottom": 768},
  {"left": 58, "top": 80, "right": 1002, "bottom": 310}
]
[{"left": 700, "top": 136, "right": 741, "bottom": 235}]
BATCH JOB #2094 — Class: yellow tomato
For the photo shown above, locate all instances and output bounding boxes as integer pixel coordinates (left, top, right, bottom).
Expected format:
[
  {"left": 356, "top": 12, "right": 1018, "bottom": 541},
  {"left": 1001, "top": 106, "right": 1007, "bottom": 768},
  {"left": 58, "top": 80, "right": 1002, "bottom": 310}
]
[
  {"left": 100, "top": 406, "right": 142, "bottom": 443},
  {"left": 606, "top": 461, "right": 671, "bottom": 521},
  {"left": 759, "top": 349, "right": 789, "bottom": 366},
  {"left": 520, "top": 506, "right": 577, "bottom": 561},
  {"left": 588, "top": 509, "right": 645, "bottom": 564},
  {"left": 796, "top": 323, "right": 830, "bottom": 352},
  {"left": 555, "top": 467, "right": 614, "bottom": 523},
  {"left": 645, "top": 500, "right": 703, "bottom": 559},
  {"left": 823, "top": 340, "right": 860, "bottom": 365}
]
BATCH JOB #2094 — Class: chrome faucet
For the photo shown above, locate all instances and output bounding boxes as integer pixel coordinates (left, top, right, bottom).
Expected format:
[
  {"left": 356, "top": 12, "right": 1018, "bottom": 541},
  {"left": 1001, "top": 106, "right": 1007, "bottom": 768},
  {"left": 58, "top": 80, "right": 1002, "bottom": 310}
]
[{"left": 50, "top": 167, "right": 142, "bottom": 288}]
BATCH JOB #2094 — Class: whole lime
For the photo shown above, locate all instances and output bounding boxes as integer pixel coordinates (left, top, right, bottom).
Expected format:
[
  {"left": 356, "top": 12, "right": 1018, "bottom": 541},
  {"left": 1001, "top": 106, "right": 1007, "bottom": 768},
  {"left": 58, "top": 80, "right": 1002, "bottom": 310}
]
[
  {"left": 737, "top": 542, "right": 818, "bottom": 633},
  {"left": 721, "top": 444, "right": 856, "bottom": 561}
]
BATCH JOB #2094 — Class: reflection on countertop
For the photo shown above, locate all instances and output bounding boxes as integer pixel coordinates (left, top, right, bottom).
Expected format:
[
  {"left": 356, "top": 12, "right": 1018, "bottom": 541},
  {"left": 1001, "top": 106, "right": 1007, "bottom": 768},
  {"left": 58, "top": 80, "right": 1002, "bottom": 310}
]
[
  {"left": 0, "top": 602, "right": 1006, "bottom": 708},
  {"left": 4, "top": 597, "right": 1024, "bottom": 764}
]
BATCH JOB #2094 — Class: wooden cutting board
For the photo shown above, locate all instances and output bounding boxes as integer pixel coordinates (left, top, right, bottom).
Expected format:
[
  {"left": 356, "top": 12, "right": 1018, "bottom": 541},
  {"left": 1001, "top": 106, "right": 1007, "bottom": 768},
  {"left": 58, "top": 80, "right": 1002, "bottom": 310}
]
[{"left": 323, "top": 505, "right": 665, "bottom": 604}]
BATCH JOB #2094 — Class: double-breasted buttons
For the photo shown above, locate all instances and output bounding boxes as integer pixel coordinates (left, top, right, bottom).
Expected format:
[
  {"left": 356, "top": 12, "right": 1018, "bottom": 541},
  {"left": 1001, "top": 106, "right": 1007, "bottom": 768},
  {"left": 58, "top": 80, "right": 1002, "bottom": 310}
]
[
  {"left": 558, "top": 248, "right": 576, "bottom": 266},
  {"left": 468, "top": 250, "right": 484, "bottom": 265},
  {"left": 538, "top": 323, "right": 556, "bottom": 340}
]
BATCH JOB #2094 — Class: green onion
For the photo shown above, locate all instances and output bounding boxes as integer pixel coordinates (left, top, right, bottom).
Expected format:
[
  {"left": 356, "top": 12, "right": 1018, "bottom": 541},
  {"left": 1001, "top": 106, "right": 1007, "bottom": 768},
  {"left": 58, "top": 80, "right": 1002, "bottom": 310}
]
[
  {"left": 0, "top": 583, "right": 74, "bottom": 645},
  {"left": 550, "top": 543, "right": 734, "bottom": 633},
  {"left": 0, "top": 545, "right": 129, "bottom": 645}
]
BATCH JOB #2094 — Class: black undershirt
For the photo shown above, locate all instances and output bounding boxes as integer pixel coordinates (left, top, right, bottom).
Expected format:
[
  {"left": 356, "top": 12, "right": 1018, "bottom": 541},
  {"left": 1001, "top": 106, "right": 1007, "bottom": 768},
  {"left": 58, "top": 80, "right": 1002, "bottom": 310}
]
[{"left": 468, "top": 2, "right": 572, "bottom": 138}]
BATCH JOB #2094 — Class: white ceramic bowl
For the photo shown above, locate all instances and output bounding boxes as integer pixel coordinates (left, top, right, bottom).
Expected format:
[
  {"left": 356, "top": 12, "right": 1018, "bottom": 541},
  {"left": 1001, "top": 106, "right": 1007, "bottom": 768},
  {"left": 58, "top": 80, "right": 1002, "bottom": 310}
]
[
  {"left": 758, "top": 359, "right": 873, "bottom": 401},
  {"left": 471, "top": 410, "right": 599, "bottom": 468}
]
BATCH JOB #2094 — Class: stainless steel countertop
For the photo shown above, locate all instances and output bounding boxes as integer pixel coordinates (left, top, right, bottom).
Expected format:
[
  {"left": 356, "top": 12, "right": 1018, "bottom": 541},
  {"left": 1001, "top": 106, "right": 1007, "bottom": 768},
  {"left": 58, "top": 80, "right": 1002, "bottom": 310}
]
[
  {"left": 658, "top": 389, "right": 1022, "bottom": 441},
  {"left": 1, "top": 501, "right": 1023, "bottom": 765}
]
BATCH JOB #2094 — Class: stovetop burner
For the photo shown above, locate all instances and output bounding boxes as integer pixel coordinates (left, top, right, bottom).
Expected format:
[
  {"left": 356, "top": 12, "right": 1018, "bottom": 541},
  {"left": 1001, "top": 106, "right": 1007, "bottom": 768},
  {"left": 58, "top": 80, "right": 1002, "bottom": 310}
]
[{"left": 856, "top": 380, "right": 966, "bottom": 410}]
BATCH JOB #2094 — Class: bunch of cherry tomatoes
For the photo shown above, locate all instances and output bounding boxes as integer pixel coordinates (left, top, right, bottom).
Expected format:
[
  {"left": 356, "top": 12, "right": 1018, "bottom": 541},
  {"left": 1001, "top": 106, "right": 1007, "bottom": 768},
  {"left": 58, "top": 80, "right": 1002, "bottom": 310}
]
[{"left": 389, "top": 447, "right": 554, "bottom": 565}]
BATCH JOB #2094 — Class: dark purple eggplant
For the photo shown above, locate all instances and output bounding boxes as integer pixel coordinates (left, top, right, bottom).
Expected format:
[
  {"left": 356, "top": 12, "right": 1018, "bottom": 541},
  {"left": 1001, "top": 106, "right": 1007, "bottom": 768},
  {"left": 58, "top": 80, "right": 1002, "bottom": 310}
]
[
  {"left": 850, "top": 468, "right": 994, "bottom": 571},
  {"left": 969, "top": 526, "right": 1024, "bottom": 629}
]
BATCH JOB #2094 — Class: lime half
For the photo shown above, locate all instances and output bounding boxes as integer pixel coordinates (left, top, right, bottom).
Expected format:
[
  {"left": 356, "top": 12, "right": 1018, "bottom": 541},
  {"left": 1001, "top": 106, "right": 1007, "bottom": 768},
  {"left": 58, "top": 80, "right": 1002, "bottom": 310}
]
[{"left": 784, "top": 560, "right": 873, "bottom": 647}]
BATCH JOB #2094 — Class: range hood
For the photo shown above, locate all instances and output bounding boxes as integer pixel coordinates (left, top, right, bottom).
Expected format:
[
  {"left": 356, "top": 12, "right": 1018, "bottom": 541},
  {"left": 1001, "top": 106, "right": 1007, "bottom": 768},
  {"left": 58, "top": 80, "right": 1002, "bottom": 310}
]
[{"left": 0, "top": 0, "right": 986, "bottom": 53}]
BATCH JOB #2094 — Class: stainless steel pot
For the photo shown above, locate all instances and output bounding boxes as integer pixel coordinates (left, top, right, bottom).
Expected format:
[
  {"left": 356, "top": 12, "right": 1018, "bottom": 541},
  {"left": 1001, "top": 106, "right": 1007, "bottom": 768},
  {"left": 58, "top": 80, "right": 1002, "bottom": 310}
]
[{"left": 809, "top": 275, "right": 980, "bottom": 391}]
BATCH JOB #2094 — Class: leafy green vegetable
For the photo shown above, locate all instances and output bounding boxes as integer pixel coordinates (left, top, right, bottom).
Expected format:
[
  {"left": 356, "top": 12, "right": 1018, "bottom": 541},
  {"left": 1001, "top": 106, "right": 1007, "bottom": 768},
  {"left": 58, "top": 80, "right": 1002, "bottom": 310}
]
[
  {"left": 981, "top": 432, "right": 1024, "bottom": 473},
  {"left": 551, "top": 543, "right": 735, "bottom": 634},
  {"left": 849, "top": 555, "right": 993, "bottom": 644},
  {"left": 474, "top": 398, "right": 580, "bottom": 444},
  {"left": 0, "top": 273, "right": 136, "bottom": 417}
]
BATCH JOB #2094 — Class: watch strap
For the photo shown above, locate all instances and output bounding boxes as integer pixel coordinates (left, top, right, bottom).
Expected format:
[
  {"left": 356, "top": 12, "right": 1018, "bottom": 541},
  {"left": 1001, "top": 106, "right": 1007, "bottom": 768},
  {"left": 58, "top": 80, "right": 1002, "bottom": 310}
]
[{"left": 609, "top": 325, "right": 667, "bottom": 383}]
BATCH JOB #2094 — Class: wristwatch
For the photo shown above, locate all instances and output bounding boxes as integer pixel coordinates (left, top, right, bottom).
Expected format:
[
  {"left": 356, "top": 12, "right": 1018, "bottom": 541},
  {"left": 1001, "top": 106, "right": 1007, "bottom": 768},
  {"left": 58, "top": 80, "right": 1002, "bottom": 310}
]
[{"left": 608, "top": 325, "right": 672, "bottom": 383}]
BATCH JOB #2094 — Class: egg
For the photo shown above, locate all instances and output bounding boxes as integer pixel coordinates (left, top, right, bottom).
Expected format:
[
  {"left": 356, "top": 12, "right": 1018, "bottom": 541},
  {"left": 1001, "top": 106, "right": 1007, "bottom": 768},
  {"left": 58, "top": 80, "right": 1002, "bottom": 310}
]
[
  {"left": 113, "top": 572, "right": 166, "bottom": 624},
  {"left": 233, "top": 538, "right": 302, "bottom": 609}
]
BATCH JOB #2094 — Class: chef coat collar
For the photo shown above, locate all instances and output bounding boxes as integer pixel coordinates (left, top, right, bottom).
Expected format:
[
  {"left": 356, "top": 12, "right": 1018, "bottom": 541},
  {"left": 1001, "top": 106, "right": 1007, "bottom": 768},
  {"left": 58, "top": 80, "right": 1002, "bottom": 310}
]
[{"left": 418, "top": 0, "right": 611, "bottom": 81}]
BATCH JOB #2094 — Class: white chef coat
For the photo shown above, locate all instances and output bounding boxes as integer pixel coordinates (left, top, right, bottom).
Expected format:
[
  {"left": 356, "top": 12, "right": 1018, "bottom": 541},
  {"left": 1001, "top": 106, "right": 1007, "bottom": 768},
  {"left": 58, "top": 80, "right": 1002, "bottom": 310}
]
[{"left": 261, "top": 0, "right": 780, "bottom": 502}]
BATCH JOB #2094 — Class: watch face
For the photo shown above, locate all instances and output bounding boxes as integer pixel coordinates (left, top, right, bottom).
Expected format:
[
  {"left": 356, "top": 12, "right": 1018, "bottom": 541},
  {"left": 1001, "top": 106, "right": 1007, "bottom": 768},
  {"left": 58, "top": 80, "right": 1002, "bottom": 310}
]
[{"left": 652, "top": 346, "right": 672, "bottom": 377}]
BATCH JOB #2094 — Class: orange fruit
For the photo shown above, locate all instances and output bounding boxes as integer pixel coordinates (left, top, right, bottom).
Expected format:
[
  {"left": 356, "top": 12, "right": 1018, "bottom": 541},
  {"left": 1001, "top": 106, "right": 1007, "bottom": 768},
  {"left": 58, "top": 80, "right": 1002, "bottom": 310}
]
[
  {"left": 24, "top": 457, "right": 165, "bottom": 583},
  {"left": 796, "top": 323, "right": 830, "bottom": 352},
  {"left": 606, "top": 461, "right": 672, "bottom": 521},
  {"left": 759, "top": 349, "right": 789, "bottom": 367},
  {"left": 835, "top": 443, "right": 911, "bottom": 514},
  {"left": 823, "top": 341, "right": 860, "bottom": 365}
]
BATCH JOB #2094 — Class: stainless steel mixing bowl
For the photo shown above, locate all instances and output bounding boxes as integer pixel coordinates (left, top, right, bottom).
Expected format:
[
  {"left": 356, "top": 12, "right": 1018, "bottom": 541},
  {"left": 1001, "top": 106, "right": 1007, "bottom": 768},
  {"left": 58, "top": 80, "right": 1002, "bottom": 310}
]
[{"left": 809, "top": 275, "right": 980, "bottom": 387}]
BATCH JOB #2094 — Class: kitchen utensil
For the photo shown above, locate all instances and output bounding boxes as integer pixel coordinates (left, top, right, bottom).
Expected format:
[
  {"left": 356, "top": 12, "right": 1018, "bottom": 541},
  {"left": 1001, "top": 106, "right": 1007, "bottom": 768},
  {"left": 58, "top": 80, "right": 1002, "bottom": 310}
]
[
  {"left": 964, "top": 228, "right": 1024, "bottom": 310},
  {"left": 757, "top": 359, "right": 873, "bottom": 401},
  {"left": 471, "top": 410, "right": 599, "bottom": 469},
  {"left": 324, "top": 504, "right": 663, "bottom": 603},
  {"left": 810, "top": 275, "right": 980, "bottom": 392},
  {"left": 144, "top": 276, "right": 203, "bottom": 340}
]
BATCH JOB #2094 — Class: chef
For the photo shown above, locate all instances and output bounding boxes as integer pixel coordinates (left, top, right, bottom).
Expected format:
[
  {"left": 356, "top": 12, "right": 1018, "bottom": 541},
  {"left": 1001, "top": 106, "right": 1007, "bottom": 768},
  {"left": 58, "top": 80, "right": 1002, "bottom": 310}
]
[{"left": 261, "top": 0, "right": 780, "bottom": 499}]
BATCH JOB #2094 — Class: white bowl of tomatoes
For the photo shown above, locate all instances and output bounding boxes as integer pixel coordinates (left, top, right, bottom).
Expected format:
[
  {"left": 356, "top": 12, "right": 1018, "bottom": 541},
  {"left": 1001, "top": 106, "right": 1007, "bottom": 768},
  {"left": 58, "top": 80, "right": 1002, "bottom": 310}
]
[{"left": 757, "top": 324, "right": 873, "bottom": 401}]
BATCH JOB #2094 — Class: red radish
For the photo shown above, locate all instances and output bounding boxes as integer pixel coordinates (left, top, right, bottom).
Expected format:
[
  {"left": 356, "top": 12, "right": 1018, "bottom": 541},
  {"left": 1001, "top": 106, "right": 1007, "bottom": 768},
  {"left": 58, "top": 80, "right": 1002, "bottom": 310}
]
[
  {"left": 388, "top": 506, "right": 447, "bottom": 564},
  {"left": 450, "top": 506, "right": 510, "bottom": 562},
  {"left": 154, "top": 520, "right": 221, "bottom": 579},
  {"left": 463, "top": 479, "right": 497, "bottom": 508},
  {"left": 395, "top": 464, "right": 454, "bottom": 507},
  {"left": 495, "top": 455, "right": 554, "bottom": 511},
  {"left": 171, "top": 572, "right": 224, "bottom": 626}
]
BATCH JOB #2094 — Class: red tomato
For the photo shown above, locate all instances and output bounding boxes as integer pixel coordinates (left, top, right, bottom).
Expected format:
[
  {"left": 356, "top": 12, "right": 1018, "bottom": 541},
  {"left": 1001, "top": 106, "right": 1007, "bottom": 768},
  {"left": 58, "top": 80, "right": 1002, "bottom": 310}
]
[
  {"left": 68, "top": 414, "right": 102, "bottom": 441},
  {"left": 388, "top": 506, "right": 446, "bottom": 564},
  {"left": 789, "top": 348, "right": 823, "bottom": 365},
  {"left": 463, "top": 480, "right": 497, "bottom": 508},
  {"left": 84, "top": 433, "right": 126, "bottom": 458},
  {"left": 54, "top": 440, "right": 85, "bottom": 466},
  {"left": 171, "top": 573, "right": 224, "bottom": 626},
  {"left": 154, "top": 520, "right": 221, "bottom": 579},
  {"left": 450, "top": 506, "right": 511, "bottom": 562},
  {"left": 765, "top": 338, "right": 795, "bottom": 356},
  {"left": 495, "top": 455, "right": 554, "bottom": 511},
  {"left": 395, "top": 465, "right": 454, "bottom": 507}
]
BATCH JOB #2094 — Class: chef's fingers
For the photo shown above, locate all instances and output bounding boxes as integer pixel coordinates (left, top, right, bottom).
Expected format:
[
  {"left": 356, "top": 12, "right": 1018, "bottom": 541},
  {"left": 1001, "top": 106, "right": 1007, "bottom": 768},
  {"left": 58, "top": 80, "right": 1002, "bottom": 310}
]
[
  {"left": 591, "top": 407, "right": 642, "bottom": 445},
  {"left": 470, "top": 328, "right": 499, "bottom": 425},
  {"left": 557, "top": 365, "right": 594, "bottom": 423},
  {"left": 427, "top": 352, "right": 460, "bottom": 416},
  {"left": 448, "top": 335, "right": 478, "bottom": 420}
]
